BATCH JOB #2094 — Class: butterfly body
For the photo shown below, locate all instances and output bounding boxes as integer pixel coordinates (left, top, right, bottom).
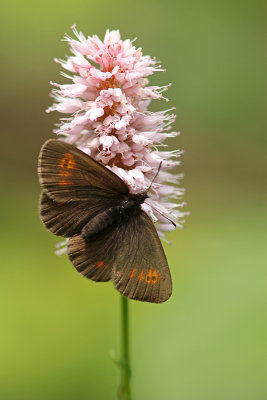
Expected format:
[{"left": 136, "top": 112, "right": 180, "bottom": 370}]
[
  {"left": 81, "top": 192, "right": 148, "bottom": 239},
  {"left": 38, "top": 139, "right": 172, "bottom": 303}
]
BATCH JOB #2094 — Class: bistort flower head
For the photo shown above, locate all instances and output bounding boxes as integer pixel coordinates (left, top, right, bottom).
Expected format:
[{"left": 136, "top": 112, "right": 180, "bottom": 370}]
[{"left": 47, "top": 26, "right": 186, "bottom": 252}]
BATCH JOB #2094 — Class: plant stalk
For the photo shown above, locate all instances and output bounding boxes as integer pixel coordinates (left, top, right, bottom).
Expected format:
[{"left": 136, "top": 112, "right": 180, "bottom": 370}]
[{"left": 118, "top": 296, "right": 131, "bottom": 400}]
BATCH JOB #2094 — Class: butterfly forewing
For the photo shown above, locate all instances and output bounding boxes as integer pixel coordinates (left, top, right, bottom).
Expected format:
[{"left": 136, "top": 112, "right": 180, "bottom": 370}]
[
  {"left": 67, "top": 212, "right": 172, "bottom": 303},
  {"left": 38, "top": 139, "right": 129, "bottom": 202},
  {"left": 112, "top": 212, "right": 172, "bottom": 303}
]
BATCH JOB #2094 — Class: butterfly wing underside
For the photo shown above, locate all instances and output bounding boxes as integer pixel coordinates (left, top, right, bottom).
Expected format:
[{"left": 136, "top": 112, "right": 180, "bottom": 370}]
[{"left": 68, "top": 212, "right": 172, "bottom": 303}]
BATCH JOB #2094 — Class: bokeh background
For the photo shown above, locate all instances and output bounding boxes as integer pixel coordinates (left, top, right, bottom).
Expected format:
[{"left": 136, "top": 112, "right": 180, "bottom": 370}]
[{"left": 1, "top": 0, "right": 266, "bottom": 399}]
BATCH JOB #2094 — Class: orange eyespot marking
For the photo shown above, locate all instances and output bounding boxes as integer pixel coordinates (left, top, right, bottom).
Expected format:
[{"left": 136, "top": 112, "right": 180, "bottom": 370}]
[
  {"left": 145, "top": 268, "right": 152, "bottom": 284},
  {"left": 137, "top": 269, "right": 144, "bottom": 282},
  {"left": 129, "top": 267, "right": 136, "bottom": 279},
  {"left": 59, "top": 179, "right": 71, "bottom": 186},
  {"left": 56, "top": 202, "right": 64, "bottom": 206},
  {"left": 59, "top": 153, "right": 77, "bottom": 170},
  {"left": 97, "top": 261, "right": 104, "bottom": 268},
  {"left": 152, "top": 269, "right": 158, "bottom": 284},
  {"left": 158, "top": 272, "right": 162, "bottom": 282}
]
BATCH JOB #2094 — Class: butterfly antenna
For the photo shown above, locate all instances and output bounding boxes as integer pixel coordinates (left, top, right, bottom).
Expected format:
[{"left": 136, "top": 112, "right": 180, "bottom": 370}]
[
  {"left": 146, "top": 161, "right": 162, "bottom": 194},
  {"left": 144, "top": 162, "right": 176, "bottom": 227},
  {"left": 152, "top": 207, "right": 177, "bottom": 228}
]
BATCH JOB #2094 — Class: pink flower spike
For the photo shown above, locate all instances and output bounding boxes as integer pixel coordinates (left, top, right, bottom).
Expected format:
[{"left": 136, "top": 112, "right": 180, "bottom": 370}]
[{"left": 48, "top": 27, "right": 187, "bottom": 254}]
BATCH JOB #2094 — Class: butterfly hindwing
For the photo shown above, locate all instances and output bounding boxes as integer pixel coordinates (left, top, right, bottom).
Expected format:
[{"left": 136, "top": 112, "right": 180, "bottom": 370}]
[
  {"left": 67, "top": 226, "right": 119, "bottom": 282},
  {"left": 67, "top": 212, "right": 172, "bottom": 303},
  {"left": 40, "top": 191, "right": 117, "bottom": 238},
  {"left": 38, "top": 139, "right": 129, "bottom": 202}
]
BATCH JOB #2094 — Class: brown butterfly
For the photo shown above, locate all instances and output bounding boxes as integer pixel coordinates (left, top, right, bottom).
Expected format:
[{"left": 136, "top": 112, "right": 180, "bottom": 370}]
[{"left": 38, "top": 139, "right": 172, "bottom": 303}]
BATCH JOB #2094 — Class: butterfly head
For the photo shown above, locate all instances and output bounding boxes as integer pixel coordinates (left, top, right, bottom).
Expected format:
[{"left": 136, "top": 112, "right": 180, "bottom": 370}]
[{"left": 130, "top": 191, "right": 149, "bottom": 205}]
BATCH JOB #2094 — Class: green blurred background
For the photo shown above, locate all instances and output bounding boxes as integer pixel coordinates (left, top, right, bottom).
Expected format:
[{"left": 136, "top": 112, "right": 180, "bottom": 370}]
[{"left": 1, "top": 0, "right": 266, "bottom": 399}]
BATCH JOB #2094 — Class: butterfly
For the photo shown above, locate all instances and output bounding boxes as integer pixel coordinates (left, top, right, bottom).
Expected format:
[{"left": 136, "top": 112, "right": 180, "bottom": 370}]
[{"left": 38, "top": 139, "right": 172, "bottom": 303}]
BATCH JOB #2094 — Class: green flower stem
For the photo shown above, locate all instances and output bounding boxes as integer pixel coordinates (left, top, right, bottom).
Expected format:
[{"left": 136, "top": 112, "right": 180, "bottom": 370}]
[{"left": 118, "top": 296, "right": 131, "bottom": 400}]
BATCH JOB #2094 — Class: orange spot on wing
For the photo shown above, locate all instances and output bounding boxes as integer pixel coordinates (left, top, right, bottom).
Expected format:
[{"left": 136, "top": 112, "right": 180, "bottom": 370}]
[
  {"left": 158, "top": 272, "right": 162, "bottom": 282},
  {"left": 97, "top": 261, "right": 104, "bottom": 268},
  {"left": 59, "top": 153, "right": 77, "bottom": 170},
  {"left": 129, "top": 267, "right": 136, "bottom": 279},
  {"left": 137, "top": 269, "right": 144, "bottom": 282},
  {"left": 59, "top": 180, "right": 71, "bottom": 186},
  {"left": 145, "top": 268, "right": 152, "bottom": 284},
  {"left": 152, "top": 269, "right": 158, "bottom": 284},
  {"left": 59, "top": 170, "right": 72, "bottom": 177}
]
